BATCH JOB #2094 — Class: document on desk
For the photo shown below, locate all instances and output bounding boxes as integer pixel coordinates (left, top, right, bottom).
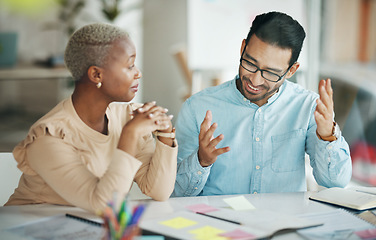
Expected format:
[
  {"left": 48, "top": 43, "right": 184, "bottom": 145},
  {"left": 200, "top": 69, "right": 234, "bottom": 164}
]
[
  {"left": 140, "top": 208, "right": 322, "bottom": 240},
  {"left": 297, "top": 208, "right": 376, "bottom": 240},
  {"left": 5, "top": 214, "right": 104, "bottom": 240},
  {"left": 205, "top": 208, "right": 323, "bottom": 235},
  {"left": 140, "top": 211, "right": 265, "bottom": 240}
]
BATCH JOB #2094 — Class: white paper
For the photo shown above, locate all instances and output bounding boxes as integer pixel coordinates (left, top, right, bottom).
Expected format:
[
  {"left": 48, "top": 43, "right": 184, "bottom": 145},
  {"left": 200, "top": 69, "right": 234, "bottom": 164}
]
[{"left": 223, "top": 195, "right": 256, "bottom": 211}]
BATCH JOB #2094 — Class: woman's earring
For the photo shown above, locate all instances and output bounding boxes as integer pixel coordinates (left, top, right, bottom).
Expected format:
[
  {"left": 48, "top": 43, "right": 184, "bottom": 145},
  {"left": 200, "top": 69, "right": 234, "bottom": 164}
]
[{"left": 96, "top": 82, "right": 102, "bottom": 88}]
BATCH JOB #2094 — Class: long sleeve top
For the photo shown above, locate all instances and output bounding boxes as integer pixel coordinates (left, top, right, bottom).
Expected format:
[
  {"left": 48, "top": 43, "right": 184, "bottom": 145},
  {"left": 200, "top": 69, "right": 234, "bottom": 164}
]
[
  {"left": 5, "top": 97, "right": 177, "bottom": 212},
  {"left": 172, "top": 77, "right": 352, "bottom": 197}
]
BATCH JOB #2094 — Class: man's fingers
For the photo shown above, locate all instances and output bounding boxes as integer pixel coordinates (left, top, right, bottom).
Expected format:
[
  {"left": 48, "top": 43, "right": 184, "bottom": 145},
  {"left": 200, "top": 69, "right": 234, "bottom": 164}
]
[
  {"left": 315, "top": 99, "right": 330, "bottom": 119},
  {"left": 199, "top": 110, "right": 213, "bottom": 138},
  {"left": 325, "top": 78, "right": 333, "bottom": 97},
  {"left": 213, "top": 146, "right": 231, "bottom": 157},
  {"left": 314, "top": 110, "right": 325, "bottom": 122},
  {"left": 200, "top": 122, "right": 217, "bottom": 145},
  {"left": 207, "top": 134, "right": 224, "bottom": 149},
  {"left": 318, "top": 84, "right": 330, "bottom": 105},
  {"left": 318, "top": 79, "right": 333, "bottom": 111}
]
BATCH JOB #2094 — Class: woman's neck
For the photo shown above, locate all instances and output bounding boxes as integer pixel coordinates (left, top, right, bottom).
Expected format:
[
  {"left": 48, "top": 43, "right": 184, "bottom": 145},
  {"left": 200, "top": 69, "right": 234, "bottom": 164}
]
[{"left": 71, "top": 86, "right": 110, "bottom": 135}]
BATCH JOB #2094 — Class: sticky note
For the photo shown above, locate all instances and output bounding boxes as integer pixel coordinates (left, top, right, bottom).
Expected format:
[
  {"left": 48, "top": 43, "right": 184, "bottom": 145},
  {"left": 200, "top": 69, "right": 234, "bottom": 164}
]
[
  {"left": 185, "top": 204, "right": 219, "bottom": 213},
  {"left": 189, "top": 225, "right": 226, "bottom": 240},
  {"left": 223, "top": 195, "right": 256, "bottom": 211},
  {"left": 159, "top": 217, "right": 197, "bottom": 229},
  {"left": 355, "top": 228, "right": 376, "bottom": 239},
  {"left": 219, "top": 229, "right": 257, "bottom": 239},
  {"left": 134, "top": 236, "right": 165, "bottom": 240}
]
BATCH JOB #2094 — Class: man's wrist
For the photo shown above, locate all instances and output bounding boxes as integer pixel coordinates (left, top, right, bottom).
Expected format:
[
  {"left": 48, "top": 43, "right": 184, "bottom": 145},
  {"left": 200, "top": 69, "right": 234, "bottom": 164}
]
[{"left": 317, "top": 122, "right": 339, "bottom": 142}]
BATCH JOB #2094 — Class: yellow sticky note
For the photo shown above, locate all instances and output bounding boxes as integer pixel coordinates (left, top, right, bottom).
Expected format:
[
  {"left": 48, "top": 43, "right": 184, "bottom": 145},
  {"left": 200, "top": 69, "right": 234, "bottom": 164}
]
[
  {"left": 189, "top": 225, "right": 226, "bottom": 239},
  {"left": 223, "top": 195, "right": 256, "bottom": 211},
  {"left": 159, "top": 217, "right": 197, "bottom": 229}
]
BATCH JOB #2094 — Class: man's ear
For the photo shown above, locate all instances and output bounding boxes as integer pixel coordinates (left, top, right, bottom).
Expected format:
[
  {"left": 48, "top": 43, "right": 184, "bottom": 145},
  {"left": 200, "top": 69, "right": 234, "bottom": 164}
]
[
  {"left": 240, "top": 39, "right": 246, "bottom": 57},
  {"left": 87, "top": 66, "right": 103, "bottom": 85},
  {"left": 285, "top": 62, "right": 300, "bottom": 79}
]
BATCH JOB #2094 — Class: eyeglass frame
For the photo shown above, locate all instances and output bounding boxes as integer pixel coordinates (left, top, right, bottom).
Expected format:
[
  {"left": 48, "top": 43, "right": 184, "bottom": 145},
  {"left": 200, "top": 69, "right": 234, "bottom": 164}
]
[{"left": 239, "top": 45, "right": 294, "bottom": 83}]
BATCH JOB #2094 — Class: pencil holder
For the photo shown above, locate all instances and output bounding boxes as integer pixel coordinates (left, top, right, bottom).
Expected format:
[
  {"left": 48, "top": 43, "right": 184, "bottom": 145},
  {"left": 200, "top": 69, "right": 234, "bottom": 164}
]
[{"left": 100, "top": 198, "right": 145, "bottom": 240}]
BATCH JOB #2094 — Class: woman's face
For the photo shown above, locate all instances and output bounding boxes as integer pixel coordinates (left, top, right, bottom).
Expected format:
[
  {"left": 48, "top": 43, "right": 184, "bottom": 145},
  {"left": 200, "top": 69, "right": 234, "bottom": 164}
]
[{"left": 100, "top": 37, "right": 142, "bottom": 102}]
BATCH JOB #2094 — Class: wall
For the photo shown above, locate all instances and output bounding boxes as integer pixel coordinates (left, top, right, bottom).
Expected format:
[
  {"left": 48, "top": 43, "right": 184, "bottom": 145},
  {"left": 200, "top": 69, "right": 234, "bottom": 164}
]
[
  {"left": 142, "top": 0, "right": 187, "bottom": 122},
  {"left": 0, "top": 0, "right": 143, "bottom": 114}
]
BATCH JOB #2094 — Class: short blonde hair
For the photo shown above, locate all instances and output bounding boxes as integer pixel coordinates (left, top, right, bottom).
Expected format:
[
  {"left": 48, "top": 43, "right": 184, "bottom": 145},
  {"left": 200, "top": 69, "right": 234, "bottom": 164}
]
[{"left": 64, "top": 23, "right": 129, "bottom": 81}]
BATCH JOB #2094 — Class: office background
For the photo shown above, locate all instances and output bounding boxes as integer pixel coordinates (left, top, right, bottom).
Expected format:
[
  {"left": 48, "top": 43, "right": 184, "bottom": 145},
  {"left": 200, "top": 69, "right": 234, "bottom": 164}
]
[{"left": 0, "top": 0, "right": 375, "bottom": 186}]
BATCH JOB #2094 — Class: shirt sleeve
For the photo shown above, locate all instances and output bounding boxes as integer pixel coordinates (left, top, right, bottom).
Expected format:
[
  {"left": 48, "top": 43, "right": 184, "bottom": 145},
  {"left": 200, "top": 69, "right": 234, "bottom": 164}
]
[
  {"left": 133, "top": 135, "right": 178, "bottom": 201},
  {"left": 306, "top": 104, "right": 352, "bottom": 188},
  {"left": 171, "top": 100, "right": 211, "bottom": 197},
  {"left": 27, "top": 135, "right": 142, "bottom": 213}
]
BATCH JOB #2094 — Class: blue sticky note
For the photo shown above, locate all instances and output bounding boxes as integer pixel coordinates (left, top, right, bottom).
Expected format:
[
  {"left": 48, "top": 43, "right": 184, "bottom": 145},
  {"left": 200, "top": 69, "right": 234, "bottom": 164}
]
[{"left": 134, "top": 236, "right": 164, "bottom": 240}]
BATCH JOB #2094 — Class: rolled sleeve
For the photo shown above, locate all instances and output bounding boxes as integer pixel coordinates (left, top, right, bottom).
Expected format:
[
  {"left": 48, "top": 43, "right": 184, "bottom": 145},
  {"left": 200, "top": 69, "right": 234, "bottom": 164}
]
[
  {"left": 311, "top": 134, "right": 352, "bottom": 188},
  {"left": 172, "top": 150, "right": 211, "bottom": 197}
]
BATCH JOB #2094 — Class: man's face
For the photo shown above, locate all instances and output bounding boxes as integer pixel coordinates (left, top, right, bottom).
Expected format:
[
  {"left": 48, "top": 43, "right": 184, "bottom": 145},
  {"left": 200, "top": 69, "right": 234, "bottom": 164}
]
[{"left": 237, "top": 35, "right": 297, "bottom": 107}]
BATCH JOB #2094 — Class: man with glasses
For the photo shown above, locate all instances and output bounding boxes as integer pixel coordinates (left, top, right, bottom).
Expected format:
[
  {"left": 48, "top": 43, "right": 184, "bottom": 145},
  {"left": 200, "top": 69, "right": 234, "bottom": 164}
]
[{"left": 172, "top": 11, "right": 351, "bottom": 197}]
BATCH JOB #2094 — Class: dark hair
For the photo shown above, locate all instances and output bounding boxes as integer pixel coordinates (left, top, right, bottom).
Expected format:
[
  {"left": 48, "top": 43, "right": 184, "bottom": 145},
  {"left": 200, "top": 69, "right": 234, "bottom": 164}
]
[{"left": 245, "top": 11, "right": 306, "bottom": 66}]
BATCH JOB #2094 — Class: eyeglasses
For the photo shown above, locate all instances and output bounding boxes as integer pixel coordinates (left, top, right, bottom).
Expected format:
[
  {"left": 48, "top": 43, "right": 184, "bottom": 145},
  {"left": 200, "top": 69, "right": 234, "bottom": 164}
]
[{"left": 240, "top": 47, "right": 293, "bottom": 83}]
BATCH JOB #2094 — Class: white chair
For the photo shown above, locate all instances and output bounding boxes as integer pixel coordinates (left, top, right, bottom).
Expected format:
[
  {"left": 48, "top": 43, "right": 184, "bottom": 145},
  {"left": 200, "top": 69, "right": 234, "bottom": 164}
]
[{"left": 0, "top": 152, "right": 22, "bottom": 206}]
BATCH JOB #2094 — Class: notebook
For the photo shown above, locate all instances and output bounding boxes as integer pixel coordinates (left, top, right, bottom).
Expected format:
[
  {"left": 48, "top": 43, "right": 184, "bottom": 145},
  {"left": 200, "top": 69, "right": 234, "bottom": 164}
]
[
  {"left": 297, "top": 208, "right": 376, "bottom": 240},
  {"left": 309, "top": 187, "right": 376, "bottom": 211}
]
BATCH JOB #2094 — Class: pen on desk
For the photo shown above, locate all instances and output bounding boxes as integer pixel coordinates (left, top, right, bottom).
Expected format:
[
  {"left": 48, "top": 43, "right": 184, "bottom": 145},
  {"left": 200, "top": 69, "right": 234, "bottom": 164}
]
[
  {"left": 65, "top": 213, "right": 102, "bottom": 227},
  {"left": 196, "top": 212, "right": 241, "bottom": 225},
  {"left": 129, "top": 204, "right": 145, "bottom": 226},
  {"left": 355, "top": 190, "right": 376, "bottom": 196}
]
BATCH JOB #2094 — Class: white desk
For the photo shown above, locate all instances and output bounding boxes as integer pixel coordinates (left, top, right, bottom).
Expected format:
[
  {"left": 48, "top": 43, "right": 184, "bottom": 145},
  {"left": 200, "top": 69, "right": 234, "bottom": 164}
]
[{"left": 0, "top": 192, "right": 372, "bottom": 240}]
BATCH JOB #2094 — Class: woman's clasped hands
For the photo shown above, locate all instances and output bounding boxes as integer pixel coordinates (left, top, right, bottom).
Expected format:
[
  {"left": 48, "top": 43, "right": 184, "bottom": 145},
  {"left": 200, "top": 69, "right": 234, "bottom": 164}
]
[{"left": 118, "top": 101, "right": 174, "bottom": 156}]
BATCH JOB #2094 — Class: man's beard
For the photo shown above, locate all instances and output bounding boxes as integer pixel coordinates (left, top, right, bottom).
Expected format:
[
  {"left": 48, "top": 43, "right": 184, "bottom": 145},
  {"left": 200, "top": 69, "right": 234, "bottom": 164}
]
[{"left": 237, "top": 75, "right": 281, "bottom": 103}]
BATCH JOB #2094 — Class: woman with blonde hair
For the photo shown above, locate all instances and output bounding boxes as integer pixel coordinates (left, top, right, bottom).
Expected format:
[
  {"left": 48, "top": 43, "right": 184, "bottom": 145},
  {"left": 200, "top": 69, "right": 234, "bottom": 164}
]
[{"left": 5, "top": 23, "right": 177, "bottom": 212}]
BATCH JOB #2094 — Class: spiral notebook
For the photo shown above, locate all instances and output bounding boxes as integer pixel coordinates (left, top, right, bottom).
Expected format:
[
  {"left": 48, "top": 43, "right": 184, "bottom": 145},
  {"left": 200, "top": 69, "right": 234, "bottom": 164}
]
[
  {"left": 5, "top": 214, "right": 104, "bottom": 240},
  {"left": 297, "top": 208, "right": 376, "bottom": 240}
]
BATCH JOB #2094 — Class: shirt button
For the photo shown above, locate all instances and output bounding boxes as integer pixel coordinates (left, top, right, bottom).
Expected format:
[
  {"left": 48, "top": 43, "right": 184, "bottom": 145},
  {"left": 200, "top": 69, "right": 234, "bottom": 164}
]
[
  {"left": 253, "top": 191, "right": 257, "bottom": 194},
  {"left": 243, "top": 97, "right": 247, "bottom": 101},
  {"left": 327, "top": 157, "right": 331, "bottom": 162},
  {"left": 328, "top": 146, "right": 332, "bottom": 150},
  {"left": 256, "top": 165, "right": 260, "bottom": 170},
  {"left": 197, "top": 171, "right": 202, "bottom": 175},
  {"left": 258, "top": 109, "right": 262, "bottom": 113},
  {"left": 194, "top": 187, "right": 198, "bottom": 190},
  {"left": 256, "top": 137, "right": 260, "bottom": 142}
]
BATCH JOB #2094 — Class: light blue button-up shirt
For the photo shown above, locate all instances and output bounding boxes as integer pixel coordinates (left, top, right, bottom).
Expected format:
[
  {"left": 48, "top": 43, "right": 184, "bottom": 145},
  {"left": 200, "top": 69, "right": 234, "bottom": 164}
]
[{"left": 172, "top": 77, "right": 352, "bottom": 197}]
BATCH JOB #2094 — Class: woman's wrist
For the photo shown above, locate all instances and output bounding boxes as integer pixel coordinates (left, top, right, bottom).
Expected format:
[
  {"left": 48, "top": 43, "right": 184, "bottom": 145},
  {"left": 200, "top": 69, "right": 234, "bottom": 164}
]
[{"left": 154, "top": 128, "right": 176, "bottom": 147}]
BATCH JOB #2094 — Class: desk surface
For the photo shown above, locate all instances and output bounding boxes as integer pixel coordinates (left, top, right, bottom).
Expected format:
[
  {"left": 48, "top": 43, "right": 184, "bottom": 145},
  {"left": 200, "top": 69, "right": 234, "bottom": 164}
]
[{"left": 0, "top": 192, "right": 371, "bottom": 240}]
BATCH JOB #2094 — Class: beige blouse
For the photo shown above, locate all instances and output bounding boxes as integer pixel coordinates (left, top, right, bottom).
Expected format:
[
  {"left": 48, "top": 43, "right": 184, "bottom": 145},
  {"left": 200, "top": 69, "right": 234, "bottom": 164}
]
[{"left": 5, "top": 97, "right": 177, "bottom": 213}]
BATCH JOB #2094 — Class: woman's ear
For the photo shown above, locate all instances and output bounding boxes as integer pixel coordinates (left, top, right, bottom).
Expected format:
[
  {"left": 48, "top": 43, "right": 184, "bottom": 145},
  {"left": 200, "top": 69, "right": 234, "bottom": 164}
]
[
  {"left": 87, "top": 66, "right": 103, "bottom": 85},
  {"left": 285, "top": 62, "right": 300, "bottom": 79}
]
